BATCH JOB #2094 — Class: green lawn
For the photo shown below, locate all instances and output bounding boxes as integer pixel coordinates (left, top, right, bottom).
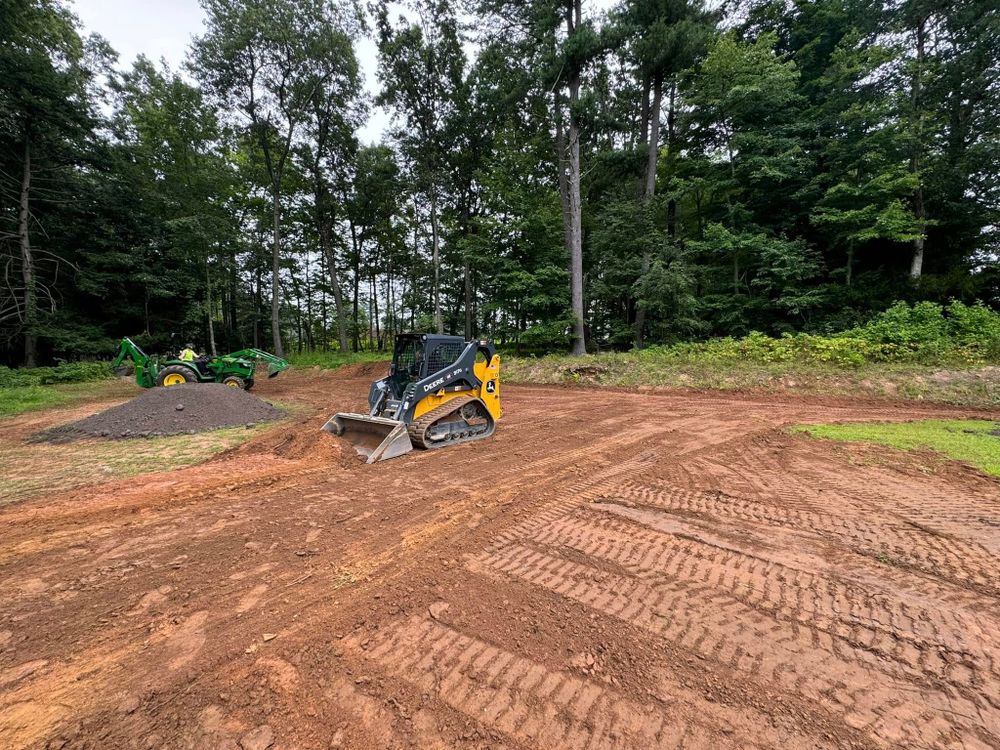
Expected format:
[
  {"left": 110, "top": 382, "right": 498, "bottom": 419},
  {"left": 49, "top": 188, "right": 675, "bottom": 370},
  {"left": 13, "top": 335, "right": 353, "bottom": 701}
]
[
  {"left": 286, "top": 350, "right": 388, "bottom": 369},
  {"left": 0, "top": 382, "right": 129, "bottom": 418},
  {"left": 794, "top": 420, "right": 1000, "bottom": 477}
]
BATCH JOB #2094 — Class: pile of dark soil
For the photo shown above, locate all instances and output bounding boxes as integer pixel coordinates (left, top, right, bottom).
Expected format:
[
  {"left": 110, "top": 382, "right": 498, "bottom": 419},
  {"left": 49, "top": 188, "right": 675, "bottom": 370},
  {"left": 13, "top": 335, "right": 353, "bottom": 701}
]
[{"left": 43, "top": 384, "right": 284, "bottom": 441}]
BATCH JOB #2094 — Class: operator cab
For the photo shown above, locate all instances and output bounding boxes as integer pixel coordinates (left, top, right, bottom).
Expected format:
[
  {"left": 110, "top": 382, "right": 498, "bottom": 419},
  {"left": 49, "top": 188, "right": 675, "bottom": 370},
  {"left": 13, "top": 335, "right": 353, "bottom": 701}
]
[
  {"left": 387, "top": 333, "right": 467, "bottom": 398},
  {"left": 388, "top": 334, "right": 425, "bottom": 397}
]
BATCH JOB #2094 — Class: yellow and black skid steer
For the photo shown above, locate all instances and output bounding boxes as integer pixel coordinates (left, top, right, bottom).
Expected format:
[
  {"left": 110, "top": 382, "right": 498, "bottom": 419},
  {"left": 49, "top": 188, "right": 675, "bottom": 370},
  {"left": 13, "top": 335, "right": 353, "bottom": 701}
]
[{"left": 323, "top": 333, "right": 502, "bottom": 463}]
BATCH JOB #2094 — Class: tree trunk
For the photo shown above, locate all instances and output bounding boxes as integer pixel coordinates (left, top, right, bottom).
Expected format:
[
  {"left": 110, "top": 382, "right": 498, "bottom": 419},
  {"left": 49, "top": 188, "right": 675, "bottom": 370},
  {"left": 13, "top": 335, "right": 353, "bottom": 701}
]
[
  {"left": 554, "top": 89, "right": 573, "bottom": 264},
  {"left": 319, "top": 220, "right": 350, "bottom": 352},
  {"left": 228, "top": 244, "right": 239, "bottom": 347},
  {"left": 319, "top": 249, "right": 329, "bottom": 350},
  {"left": 846, "top": 241, "right": 854, "bottom": 287},
  {"left": 639, "top": 74, "right": 650, "bottom": 148},
  {"left": 910, "top": 229, "right": 924, "bottom": 279},
  {"left": 270, "top": 187, "right": 284, "bottom": 356},
  {"left": 909, "top": 17, "right": 927, "bottom": 281},
  {"left": 253, "top": 267, "right": 262, "bottom": 348},
  {"left": 304, "top": 253, "right": 314, "bottom": 352},
  {"left": 665, "top": 80, "right": 678, "bottom": 238},
  {"left": 295, "top": 281, "right": 303, "bottom": 354},
  {"left": 643, "top": 75, "right": 663, "bottom": 199},
  {"left": 350, "top": 221, "right": 361, "bottom": 352},
  {"left": 568, "top": 81, "right": 585, "bottom": 356},
  {"left": 637, "top": 74, "right": 651, "bottom": 197},
  {"left": 634, "top": 75, "right": 663, "bottom": 349},
  {"left": 386, "top": 258, "right": 395, "bottom": 346},
  {"left": 464, "top": 263, "right": 473, "bottom": 340},
  {"left": 429, "top": 189, "right": 443, "bottom": 334},
  {"left": 565, "top": 0, "right": 586, "bottom": 356},
  {"left": 371, "top": 270, "right": 381, "bottom": 349},
  {"left": 411, "top": 214, "right": 419, "bottom": 330},
  {"left": 315, "top": 169, "right": 350, "bottom": 352},
  {"left": 206, "top": 259, "right": 217, "bottom": 356},
  {"left": 19, "top": 136, "right": 37, "bottom": 367}
]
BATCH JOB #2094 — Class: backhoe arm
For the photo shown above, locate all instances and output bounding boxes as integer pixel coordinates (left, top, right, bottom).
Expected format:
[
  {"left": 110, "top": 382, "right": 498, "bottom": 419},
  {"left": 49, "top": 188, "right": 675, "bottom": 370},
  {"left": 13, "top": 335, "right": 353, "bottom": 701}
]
[{"left": 113, "top": 338, "right": 149, "bottom": 369}]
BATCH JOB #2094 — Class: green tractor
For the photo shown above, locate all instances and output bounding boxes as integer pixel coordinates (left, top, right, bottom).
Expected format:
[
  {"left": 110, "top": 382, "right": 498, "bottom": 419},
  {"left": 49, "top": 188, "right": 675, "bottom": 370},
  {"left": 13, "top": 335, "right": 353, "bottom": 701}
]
[{"left": 112, "top": 337, "right": 289, "bottom": 390}]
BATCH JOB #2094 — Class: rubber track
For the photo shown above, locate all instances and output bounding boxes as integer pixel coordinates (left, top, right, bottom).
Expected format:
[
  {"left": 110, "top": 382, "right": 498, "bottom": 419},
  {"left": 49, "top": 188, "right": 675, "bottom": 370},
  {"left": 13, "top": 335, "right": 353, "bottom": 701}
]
[{"left": 407, "top": 395, "right": 494, "bottom": 450}]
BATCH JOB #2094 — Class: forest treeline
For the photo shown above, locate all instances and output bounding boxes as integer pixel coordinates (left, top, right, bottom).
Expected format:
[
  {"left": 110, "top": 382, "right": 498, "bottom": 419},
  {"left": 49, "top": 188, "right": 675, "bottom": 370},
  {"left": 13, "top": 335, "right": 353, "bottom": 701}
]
[{"left": 1, "top": 0, "right": 997, "bottom": 366}]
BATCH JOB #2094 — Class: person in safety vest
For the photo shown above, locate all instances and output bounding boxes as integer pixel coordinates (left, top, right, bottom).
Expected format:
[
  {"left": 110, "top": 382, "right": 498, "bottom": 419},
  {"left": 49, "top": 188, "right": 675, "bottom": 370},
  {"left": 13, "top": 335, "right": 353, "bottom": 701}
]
[{"left": 179, "top": 343, "right": 198, "bottom": 362}]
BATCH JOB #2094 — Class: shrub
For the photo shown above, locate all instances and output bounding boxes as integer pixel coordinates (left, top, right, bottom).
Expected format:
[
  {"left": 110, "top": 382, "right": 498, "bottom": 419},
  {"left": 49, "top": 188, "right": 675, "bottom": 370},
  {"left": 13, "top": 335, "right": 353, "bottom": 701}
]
[
  {"left": 0, "top": 361, "right": 113, "bottom": 388},
  {"left": 635, "top": 301, "right": 999, "bottom": 367},
  {"left": 944, "top": 301, "right": 1000, "bottom": 360},
  {"left": 849, "top": 301, "right": 1000, "bottom": 363}
]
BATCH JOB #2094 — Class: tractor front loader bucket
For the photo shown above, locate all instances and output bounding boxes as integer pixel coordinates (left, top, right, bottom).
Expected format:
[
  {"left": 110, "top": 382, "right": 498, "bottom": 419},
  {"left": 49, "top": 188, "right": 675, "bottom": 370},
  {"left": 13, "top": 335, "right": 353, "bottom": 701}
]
[{"left": 322, "top": 413, "right": 414, "bottom": 463}]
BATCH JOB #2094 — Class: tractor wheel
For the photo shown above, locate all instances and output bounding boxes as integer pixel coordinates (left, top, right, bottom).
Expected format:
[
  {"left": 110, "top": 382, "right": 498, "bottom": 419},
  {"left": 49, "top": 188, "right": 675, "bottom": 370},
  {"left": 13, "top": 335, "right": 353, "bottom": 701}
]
[
  {"left": 244, "top": 378, "right": 255, "bottom": 391},
  {"left": 222, "top": 375, "right": 246, "bottom": 390},
  {"left": 157, "top": 365, "right": 196, "bottom": 387}
]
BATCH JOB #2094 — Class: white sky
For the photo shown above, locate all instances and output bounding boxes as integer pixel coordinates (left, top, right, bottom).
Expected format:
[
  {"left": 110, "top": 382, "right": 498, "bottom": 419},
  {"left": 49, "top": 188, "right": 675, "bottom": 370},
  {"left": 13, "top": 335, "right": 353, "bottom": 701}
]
[
  {"left": 70, "top": 0, "right": 616, "bottom": 145},
  {"left": 71, "top": 0, "right": 391, "bottom": 143}
]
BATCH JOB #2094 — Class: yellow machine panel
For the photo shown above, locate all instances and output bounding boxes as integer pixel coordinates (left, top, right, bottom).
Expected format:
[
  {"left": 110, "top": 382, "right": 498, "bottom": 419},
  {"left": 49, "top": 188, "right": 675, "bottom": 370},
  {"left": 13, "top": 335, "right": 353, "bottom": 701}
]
[{"left": 413, "top": 354, "right": 502, "bottom": 421}]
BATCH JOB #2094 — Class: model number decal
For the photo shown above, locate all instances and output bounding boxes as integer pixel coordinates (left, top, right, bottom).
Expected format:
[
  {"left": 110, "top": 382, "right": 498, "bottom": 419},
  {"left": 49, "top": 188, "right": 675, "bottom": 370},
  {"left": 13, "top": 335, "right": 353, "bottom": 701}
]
[{"left": 423, "top": 367, "right": 464, "bottom": 393}]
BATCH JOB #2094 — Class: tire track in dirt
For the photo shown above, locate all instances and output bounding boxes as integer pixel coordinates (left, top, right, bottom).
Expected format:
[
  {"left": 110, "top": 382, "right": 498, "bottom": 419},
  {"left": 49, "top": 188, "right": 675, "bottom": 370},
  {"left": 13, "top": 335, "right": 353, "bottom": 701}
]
[
  {"left": 469, "top": 541, "right": 997, "bottom": 748},
  {"left": 521, "top": 505, "right": 1000, "bottom": 700},
  {"left": 602, "top": 478, "right": 1000, "bottom": 597},
  {"left": 343, "top": 614, "right": 841, "bottom": 750}
]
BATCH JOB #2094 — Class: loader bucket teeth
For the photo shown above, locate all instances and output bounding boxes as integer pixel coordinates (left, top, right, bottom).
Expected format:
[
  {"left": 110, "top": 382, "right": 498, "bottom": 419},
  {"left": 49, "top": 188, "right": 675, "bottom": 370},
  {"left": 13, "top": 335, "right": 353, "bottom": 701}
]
[{"left": 322, "top": 413, "right": 414, "bottom": 463}]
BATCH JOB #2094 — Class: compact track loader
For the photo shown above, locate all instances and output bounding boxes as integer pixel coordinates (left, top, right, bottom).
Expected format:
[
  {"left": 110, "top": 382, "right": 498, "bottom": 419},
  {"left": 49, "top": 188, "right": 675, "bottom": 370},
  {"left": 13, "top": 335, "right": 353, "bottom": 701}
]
[{"left": 323, "top": 333, "right": 502, "bottom": 463}]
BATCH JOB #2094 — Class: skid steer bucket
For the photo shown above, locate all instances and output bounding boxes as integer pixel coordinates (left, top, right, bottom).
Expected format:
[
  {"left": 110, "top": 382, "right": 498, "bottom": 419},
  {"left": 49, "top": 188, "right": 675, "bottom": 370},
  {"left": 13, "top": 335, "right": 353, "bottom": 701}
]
[{"left": 322, "top": 412, "right": 414, "bottom": 463}]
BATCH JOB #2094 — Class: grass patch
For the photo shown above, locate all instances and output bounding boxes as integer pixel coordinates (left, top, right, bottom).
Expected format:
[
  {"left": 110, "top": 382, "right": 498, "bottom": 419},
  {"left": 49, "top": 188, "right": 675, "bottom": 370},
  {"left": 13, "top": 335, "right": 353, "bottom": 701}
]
[
  {"left": 0, "top": 423, "right": 273, "bottom": 506},
  {"left": 503, "top": 353, "right": 1000, "bottom": 409},
  {"left": 0, "top": 381, "right": 131, "bottom": 418},
  {"left": 793, "top": 420, "right": 1000, "bottom": 477},
  {"left": 0, "top": 385, "right": 76, "bottom": 416},
  {"left": 286, "top": 350, "right": 388, "bottom": 370}
]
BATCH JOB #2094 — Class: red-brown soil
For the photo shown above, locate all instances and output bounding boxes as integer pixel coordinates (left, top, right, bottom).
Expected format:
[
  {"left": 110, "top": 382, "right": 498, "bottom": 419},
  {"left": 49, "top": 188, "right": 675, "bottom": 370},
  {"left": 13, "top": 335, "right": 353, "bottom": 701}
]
[{"left": 1, "top": 366, "right": 998, "bottom": 750}]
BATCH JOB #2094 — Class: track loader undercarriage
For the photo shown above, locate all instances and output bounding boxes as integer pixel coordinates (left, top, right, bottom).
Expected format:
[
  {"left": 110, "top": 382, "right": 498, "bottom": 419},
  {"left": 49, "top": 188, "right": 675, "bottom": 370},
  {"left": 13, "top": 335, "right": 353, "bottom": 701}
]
[{"left": 322, "top": 334, "right": 502, "bottom": 463}]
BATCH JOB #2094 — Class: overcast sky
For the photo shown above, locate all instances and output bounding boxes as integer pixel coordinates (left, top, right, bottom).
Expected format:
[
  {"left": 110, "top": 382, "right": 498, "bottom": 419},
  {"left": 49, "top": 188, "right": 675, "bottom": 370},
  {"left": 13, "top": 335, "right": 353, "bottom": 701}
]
[
  {"left": 70, "top": 0, "right": 616, "bottom": 144},
  {"left": 71, "top": 0, "right": 389, "bottom": 142}
]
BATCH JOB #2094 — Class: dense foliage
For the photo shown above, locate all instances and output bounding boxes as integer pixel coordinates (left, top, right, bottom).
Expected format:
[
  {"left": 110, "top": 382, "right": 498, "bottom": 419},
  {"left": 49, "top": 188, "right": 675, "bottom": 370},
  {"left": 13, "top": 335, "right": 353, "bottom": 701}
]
[
  {"left": 0, "top": 361, "right": 112, "bottom": 388},
  {"left": 1, "top": 0, "right": 997, "bottom": 366},
  {"left": 643, "top": 302, "right": 1000, "bottom": 366}
]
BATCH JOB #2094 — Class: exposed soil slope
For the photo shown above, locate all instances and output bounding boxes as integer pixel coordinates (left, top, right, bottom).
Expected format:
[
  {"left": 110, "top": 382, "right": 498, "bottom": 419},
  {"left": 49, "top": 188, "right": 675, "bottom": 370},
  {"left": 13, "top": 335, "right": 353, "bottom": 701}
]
[{"left": 0, "top": 367, "right": 998, "bottom": 750}]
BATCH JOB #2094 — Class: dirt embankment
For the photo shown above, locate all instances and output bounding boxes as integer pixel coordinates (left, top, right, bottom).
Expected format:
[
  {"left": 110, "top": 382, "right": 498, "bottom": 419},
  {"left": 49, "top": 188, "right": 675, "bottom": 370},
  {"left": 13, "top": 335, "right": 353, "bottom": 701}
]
[
  {"left": 39, "top": 383, "right": 284, "bottom": 441},
  {"left": 1, "top": 367, "right": 999, "bottom": 750}
]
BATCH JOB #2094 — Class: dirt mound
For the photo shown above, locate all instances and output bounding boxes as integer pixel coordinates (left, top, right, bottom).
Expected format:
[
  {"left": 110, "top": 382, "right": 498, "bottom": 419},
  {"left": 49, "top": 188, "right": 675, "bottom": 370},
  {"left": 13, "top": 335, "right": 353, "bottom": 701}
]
[
  {"left": 335, "top": 360, "right": 389, "bottom": 379},
  {"left": 43, "top": 383, "right": 284, "bottom": 440},
  {"left": 231, "top": 415, "right": 357, "bottom": 467}
]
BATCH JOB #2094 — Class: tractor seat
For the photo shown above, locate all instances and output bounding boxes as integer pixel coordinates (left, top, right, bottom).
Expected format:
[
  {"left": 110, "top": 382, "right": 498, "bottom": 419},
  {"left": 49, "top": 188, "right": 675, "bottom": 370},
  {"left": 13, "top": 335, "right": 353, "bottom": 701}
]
[{"left": 192, "top": 357, "right": 211, "bottom": 376}]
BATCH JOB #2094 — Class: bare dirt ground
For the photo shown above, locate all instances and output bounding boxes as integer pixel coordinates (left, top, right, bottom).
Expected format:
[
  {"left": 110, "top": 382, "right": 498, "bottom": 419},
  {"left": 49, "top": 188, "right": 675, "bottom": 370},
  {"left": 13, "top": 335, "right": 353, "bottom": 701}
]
[{"left": 1, "top": 366, "right": 999, "bottom": 750}]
